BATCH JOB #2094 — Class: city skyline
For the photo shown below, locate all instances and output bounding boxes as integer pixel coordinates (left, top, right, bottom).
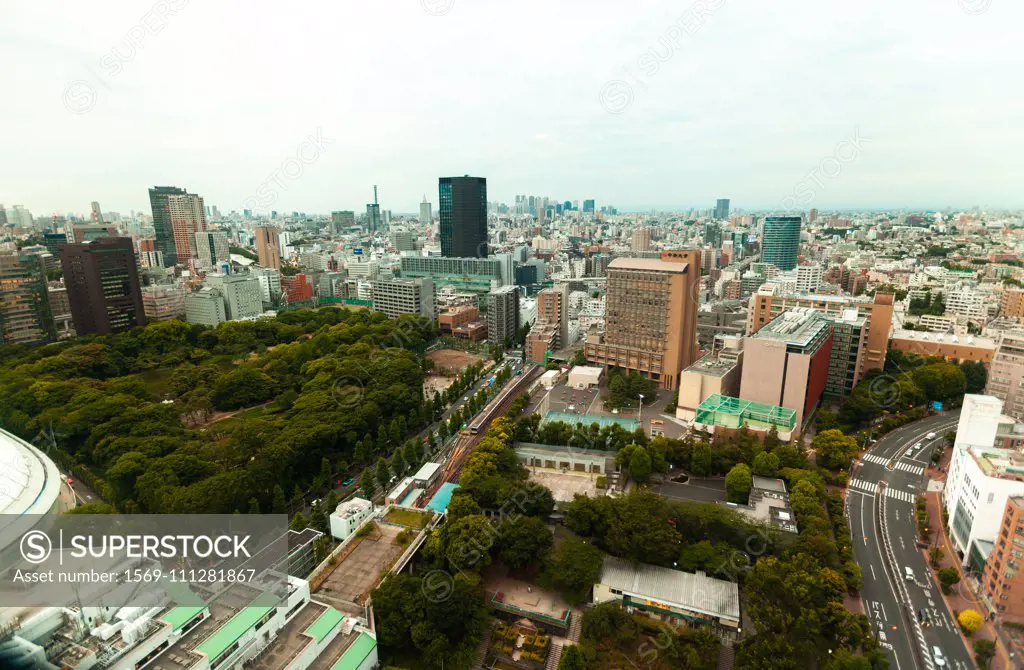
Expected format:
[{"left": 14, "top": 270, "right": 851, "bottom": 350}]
[{"left": 3, "top": 1, "right": 1022, "bottom": 214}]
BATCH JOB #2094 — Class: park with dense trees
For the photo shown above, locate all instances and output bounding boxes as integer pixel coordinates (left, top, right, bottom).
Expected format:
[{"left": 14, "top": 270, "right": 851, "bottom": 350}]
[{"left": 0, "top": 308, "right": 461, "bottom": 514}]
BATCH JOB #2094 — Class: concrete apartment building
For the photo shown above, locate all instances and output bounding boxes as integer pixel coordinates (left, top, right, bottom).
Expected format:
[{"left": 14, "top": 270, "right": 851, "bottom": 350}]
[
  {"left": 746, "top": 286, "right": 894, "bottom": 385},
  {"left": 255, "top": 225, "right": 282, "bottom": 270},
  {"left": 207, "top": 273, "right": 264, "bottom": 320},
  {"left": 371, "top": 277, "right": 435, "bottom": 320},
  {"left": 740, "top": 308, "right": 833, "bottom": 431},
  {"left": 585, "top": 251, "right": 701, "bottom": 390},
  {"left": 184, "top": 287, "right": 228, "bottom": 326},
  {"left": 141, "top": 284, "right": 186, "bottom": 321},
  {"left": 1001, "top": 288, "right": 1024, "bottom": 322},
  {"left": 987, "top": 330, "right": 1024, "bottom": 421},
  {"left": 945, "top": 395, "right": 1024, "bottom": 570},
  {"left": 252, "top": 266, "right": 282, "bottom": 304},
  {"left": 526, "top": 284, "right": 568, "bottom": 363},
  {"left": 487, "top": 285, "right": 519, "bottom": 346},
  {"left": 980, "top": 496, "right": 1024, "bottom": 624}
]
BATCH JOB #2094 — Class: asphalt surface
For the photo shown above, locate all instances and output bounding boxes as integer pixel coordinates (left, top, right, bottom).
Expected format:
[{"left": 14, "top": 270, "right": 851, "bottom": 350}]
[{"left": 847, "top": 411, "right": 975, "bottom": 670}]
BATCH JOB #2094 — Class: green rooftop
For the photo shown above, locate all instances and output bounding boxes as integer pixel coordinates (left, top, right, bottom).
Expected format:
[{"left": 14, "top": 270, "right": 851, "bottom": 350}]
[
  {"left": 161, "top": 606, "right": 206, "bottom": 632},
  {"left": 330, "top": 633, "right": 377, "bottom": 670},
  {"left": 305, "top": 607, "right": 344, "bottom": 643},
  {"left": 695, "top": 394, "right": 796, "bottom": 431},
  {"left": 197, "top": 606, "right": 274, "bottom": 664}
]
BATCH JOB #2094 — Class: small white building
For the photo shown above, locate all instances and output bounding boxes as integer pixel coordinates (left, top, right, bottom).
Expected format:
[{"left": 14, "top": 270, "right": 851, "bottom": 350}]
[
  {"left": 540, "top": 369, "right": 561, "bottom": 389},
  {"left": 568, "top": 365, "right": 603, "bottom": 390},
  {"left": 329, "top": 497, "right": 375, "bottom": 541},
  {"left": 412, "top": 462, "right": 441, "bottom": 488}
]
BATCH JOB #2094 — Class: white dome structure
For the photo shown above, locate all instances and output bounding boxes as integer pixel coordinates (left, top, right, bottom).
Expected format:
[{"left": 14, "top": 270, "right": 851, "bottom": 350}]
[{"left": 0, "top": 428, "right": 62, "bottom": 517}]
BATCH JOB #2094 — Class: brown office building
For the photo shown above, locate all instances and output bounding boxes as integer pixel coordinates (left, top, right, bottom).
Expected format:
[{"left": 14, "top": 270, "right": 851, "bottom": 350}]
[
  {"left": 255, "top": 226, "right": 282, "bottom": 270},
  {"left": 746, "top": 286, "right": 894, "bottom": 385},
  {"left": 61, "top": 237, "right": 146, "bottom": 335},
  {"left": 585, "top": 250, "right": 701, "bottom": 390},
  {"left": 981, "top": 496, "right": 1024, "bottom": 624}
]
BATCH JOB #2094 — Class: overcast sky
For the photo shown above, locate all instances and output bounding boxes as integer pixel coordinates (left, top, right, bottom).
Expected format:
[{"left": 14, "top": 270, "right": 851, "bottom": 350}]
[{"left": 2, "top": 0, "right": 1021, "bottom": 217}]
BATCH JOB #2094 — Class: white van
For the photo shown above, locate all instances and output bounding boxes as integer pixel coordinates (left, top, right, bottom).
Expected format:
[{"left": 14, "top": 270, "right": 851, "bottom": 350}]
[
  {"left": 905, "top": 566, "right": 915, "bottom": 581},
  {"left": 931, "top": 646, "right": 946, "bottom": 667},
  {"left": 926, "top": 432, "right": 936, "bottom": 440}
]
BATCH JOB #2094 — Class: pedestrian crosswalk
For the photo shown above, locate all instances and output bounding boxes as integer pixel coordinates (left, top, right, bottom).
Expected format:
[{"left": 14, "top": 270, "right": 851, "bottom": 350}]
[
  {"left": 886, "top": 487, "right": 915, "bottom": 503},
  {"left": 894, "top": 461, "right": 924, "bottom": 475},
  {"left": 849, "top": 478, "right": 878, "bottom": 494},
  {"left": 862, "top": 454, "right": 889, "bottom": 465}
]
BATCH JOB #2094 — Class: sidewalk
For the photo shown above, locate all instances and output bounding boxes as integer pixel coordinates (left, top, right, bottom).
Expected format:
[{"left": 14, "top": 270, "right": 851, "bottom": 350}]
[{"left": 923, "top": 451, "right": 1014, "bottom": 670}]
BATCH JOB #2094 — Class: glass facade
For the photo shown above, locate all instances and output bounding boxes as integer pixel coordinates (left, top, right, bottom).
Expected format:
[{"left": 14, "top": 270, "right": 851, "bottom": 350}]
[
  {"left": 761, "top": 216, "right": 801, "bottom": 271},
  {"left": 438, "top": 176, "right": 487, "bottom": 258}
]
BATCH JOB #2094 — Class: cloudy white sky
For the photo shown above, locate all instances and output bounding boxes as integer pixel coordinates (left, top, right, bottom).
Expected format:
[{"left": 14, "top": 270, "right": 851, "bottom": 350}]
[{"left": 2, "top": 0, "right": 1021, "bottom": 216}]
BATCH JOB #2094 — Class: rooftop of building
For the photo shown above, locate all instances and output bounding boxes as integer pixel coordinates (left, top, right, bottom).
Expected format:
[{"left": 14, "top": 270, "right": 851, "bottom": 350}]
[
  {"left": 607, "top": 257, "right": 689, "bottom": 273},
  {"left": 891, "top": 330, "right": 996, "bottom": 348},
  {"left": 967, "top": 445, "right": 1024, "bottom": 482},
  {"left": 750, "top": 308, "right": 832, "bottom": 347},
  {"left": 685, "top": 349, "right": 742, "bottom": 378},
  {"left": 0, "top": 427, "right": 62, "bottom": 516},
  {"left": 597, "top": 556, "right": 740, "bottom": 621},
  {"left": 333, "top": 497, "right": 373, "bottom": 519}
]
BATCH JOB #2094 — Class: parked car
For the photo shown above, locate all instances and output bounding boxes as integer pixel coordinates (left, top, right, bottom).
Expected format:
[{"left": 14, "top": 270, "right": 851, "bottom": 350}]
[{"left": 931, "top": 646, "right": 946, "bottom": 667}]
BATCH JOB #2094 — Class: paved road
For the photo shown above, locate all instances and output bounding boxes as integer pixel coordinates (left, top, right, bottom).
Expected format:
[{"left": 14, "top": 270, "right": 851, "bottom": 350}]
[{"left": 848, "top": 412, "right": 975, "bottom": 670}]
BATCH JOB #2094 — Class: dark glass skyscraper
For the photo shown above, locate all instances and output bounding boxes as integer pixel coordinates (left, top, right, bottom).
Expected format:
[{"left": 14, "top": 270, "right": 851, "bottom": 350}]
[
  {"left": 439, "top": 176, "right": 487, "bottom": 258},
  {"left": 761, "top": 216, "right": 802, "bottom": 271},
  {"left": 715, "top": 198, "right": 730, "bottom": 220},
  {"left": 149, "top": 186, "right": 186, "bottom": 267}
]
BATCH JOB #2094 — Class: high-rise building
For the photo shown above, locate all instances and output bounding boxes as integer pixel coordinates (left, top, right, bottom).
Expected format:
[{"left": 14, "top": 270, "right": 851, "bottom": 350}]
[
  {"left": 255, "top": 226, "right": 282, "bottom": 270},
  {"left": 487, "top": 285, "right": 519, "bottom": 347},
  {"left": 439, "top": 176, "right": 488, "bottom": 258},
  {"left": 399, "top": 256, "right": 502, "bottom": 293},
  {"left": 746, "top": 287, "right": 894, "bottom": 383},
  {"left": 0, "top": 251, "right": 55, "bottom": 345},
  {"left": 585, "top": 251, "right": 701, "bottom": 390},
  {"left": 808, "top": 208, "right": 818, "bottom": 223},
  {"left": 331, "top": 210, "right": 356, "bottom": 234},
  {"left": 740, "top": 309, "right": 834, "bottom": 430},
  {"left": 582, "top": 199, "right": 595, "bottom": 214},
  {"left": 526, "top": 285, "right": 568, "bottom": 363},
  {"left": 71, "top": 224, "right": 118, "bottom": 243},
  {"left": 90, "top": 201, "right": 104, "bottom": 223},
  {"left": 366, "top": 185, "right": 381, "bottom": 233},
  {"left": 715, "top": 198, "right": 730, "bottom": 220},
  {"left": 631, "top": 227, "right": 651, "bottom": 253},
  {"left": 980, "top": 496, "right": 1024, "bottom": 624},
  {"left": 372, "top": 277, "right": 435, "bottom": 320},
  {"left": 761, "top": 216, "right": 802, "bottom": 271},
  {"left": 703, "top": 222, "right": 722, "bottom": 247},
  {"left": 195, "top": 231, "right": 230, "bottom": 268},
  {"left": 252, "top": 266, "right": 282, "bottom": 304},
  {"left": 985, "top": 331, "right": 1024, "bottom": 421},
  {"left": 149, "top": 186, "right": 206, "bottom": 267},
  {"left": 420, "top": 196, "right": 433, "bottom": 225},
  {"left": 61, "top": 237, "right": 146, "bottom": 335}
]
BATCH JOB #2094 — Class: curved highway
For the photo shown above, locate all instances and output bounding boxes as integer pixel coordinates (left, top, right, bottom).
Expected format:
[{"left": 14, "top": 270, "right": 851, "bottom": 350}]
[{"left": 847, "top": 411, "right": 975, "bottom": 670}]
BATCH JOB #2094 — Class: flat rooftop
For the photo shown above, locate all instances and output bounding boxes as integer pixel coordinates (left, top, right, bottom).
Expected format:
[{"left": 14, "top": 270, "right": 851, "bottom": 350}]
[
  {"left": 608, "top": 257, "right": 688, "bottom": 273},
  {"left": 685, "top": 351, "right": 741, "bottom": 377},
  {"left": 246, "top": 601, "right": 328, "bottom": 670},
  {"left": 891, "top": 330, "right": 996, "bottom": 348},
  {"left": 751, "top": 308, "right": 831, "bottom": 348},
  {"left": 598, "top": 556, "right": 740, "bottom": 621}
]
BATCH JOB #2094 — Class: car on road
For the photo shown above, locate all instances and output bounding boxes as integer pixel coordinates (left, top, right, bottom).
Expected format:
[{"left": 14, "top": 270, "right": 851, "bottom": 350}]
[
  {"left": 342, "top": 478, "right": 353, "bottom": 486},
  {"left": 926, "top": 432, "right": 936, "bottom": 440},
  {"left": 905, "top": 566, "right": 915, "bottom": 581},
  {"left": 911, "top": 442, "right": 923, "bottom": 452},
  {"left": 931, "top": 646, "right": 946, "bottom": 667}
]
